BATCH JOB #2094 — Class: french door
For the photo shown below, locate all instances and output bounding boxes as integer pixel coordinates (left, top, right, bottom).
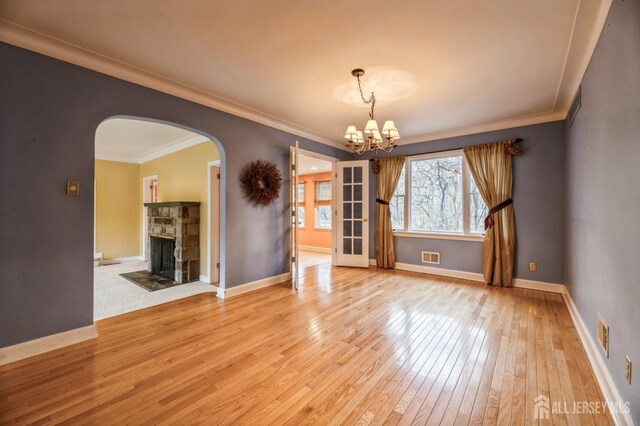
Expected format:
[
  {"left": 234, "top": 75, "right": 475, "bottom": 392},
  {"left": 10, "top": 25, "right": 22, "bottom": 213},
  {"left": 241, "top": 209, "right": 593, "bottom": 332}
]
[
  {"left": 336, "top": 160, "right": 369, "bottom": 268},
  {"left": 290, "top": 141, "right": 300, "bottom": 289}
]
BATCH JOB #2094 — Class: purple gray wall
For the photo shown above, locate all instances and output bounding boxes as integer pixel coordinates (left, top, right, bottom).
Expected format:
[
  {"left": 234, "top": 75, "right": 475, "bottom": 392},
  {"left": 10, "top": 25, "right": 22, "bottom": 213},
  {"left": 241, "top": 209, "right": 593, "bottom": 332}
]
[
  {"left": 0, "top": 42, "right": 348, "bottom": 348},
  {"left": 360, "top": 121, "right": 566, "bottom": 284},
  {"left": 565, "top": 0, "right": 640, "bottom": 421}
]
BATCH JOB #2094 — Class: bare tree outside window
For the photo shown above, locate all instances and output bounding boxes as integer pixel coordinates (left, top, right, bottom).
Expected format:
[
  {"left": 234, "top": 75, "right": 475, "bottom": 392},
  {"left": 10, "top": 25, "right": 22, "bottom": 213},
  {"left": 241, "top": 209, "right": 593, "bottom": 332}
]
[
  {"left": 315, "top": 206, "right": 331, "bottom": 228},
  {"left": 390, "top": 167, "right": 405, "bottom": 230},
  {"left": 389, "top": 151, "right": 487, "bottom": 236},
  {"left": 469, "top": 178, "right": 488, "bottom": 233},
  {"left": 410, "top": 156, "right": 462, "bottom": 232}
]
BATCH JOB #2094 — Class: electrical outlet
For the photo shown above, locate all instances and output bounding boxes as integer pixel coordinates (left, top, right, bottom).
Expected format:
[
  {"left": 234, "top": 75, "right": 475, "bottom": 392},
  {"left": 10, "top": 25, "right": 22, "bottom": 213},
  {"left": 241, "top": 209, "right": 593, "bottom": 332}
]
[
  {"left": 626, "top": 356, "right": 632, "bottom": 384},
  {"left": 529, "top": 262, "right": 537, "bottom": 272},
  {"left": 597, "top": 315, "right": 609, "bottom": 358}
]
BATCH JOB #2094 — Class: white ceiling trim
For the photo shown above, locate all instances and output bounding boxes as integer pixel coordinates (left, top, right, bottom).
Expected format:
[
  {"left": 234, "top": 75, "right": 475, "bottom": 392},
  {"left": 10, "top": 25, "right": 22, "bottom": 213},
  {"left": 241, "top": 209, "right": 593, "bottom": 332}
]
[
  {"left": 95, "top": 133, "right": 209, "bottom": 164},
  {"left": 0, "top": 5, "right": 612, "bottom": 149},
  {"left": 0, "top": 20, "right": 345, "bottom": 151},
  {"left": 397, "top": 111, "right": 567, "bottom": 145},
  {"left": 136, "top": 133, "right": 209, "bottom": 163},
  {"left": 552, "top": 0, "right": 613, "bottom": 113},
  {"left": 94, "top": 153, "right": 139, "bottom": 164}
]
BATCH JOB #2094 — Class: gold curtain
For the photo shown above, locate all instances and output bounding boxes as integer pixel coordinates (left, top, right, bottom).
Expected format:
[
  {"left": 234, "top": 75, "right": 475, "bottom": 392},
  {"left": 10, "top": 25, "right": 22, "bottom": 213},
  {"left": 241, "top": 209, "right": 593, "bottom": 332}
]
[
  {"left": 375, "top": 156, "right": 405, "bottom": 268},
  {"left": 463, "top": 141, "right": 520, "bottom": 287}
]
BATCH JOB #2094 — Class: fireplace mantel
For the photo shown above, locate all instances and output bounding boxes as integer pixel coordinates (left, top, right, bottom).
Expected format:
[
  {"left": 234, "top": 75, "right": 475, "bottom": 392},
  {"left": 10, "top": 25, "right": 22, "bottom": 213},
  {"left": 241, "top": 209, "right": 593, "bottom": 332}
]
[{"left": 144, "top": 201, "right": 200, "bottom": 208}]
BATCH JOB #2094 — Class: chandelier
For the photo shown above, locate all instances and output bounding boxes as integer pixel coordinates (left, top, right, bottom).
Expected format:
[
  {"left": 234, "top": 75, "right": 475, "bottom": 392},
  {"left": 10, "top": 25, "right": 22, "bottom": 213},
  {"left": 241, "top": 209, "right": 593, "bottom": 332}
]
[{"left": 344, "top": 68, "right": 400, "bottom": 154}]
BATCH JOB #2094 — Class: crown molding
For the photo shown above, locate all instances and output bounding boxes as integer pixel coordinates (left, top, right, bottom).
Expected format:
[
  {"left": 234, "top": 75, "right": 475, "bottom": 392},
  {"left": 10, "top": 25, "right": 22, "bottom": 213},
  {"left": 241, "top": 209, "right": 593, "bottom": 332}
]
[
  {"left": 0, "top": 1, "right": 612, "bottom": 151},
  {"left": 136, "top": 133, "right": 209, "bottom": 163},
  {"left": 552, "top": 0, "right": 613, "bottom": 114},
  {"left": 95, "top": 133, "right": 209, "bottom": 164},
  {"left": 397, "top": 111, "right": 567, "bottom": 146},
  {"left": 0, "top": 20, "right": 346, "bottom": 151},
  {"left": 94, "top": 153, "right": 139, "bottom": 164}
]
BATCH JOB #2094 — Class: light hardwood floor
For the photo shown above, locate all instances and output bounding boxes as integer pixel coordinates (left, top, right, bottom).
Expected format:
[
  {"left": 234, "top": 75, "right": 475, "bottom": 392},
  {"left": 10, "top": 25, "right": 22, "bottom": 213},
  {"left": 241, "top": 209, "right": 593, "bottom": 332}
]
[
  {"left": 0, "top": 264, "right": 612, "bottom": 425},
  {"left": 299, "top": 248, "right": 332, "bottom": 269}
]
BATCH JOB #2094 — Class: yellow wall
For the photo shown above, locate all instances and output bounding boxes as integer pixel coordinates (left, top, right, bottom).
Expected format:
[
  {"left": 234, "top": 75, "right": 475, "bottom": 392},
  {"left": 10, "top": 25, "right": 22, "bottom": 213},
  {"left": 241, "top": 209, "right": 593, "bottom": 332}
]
[
  {"left": 140, "top": 142, "right": 219, "bottom": 279},
  {"left": 95, "top": 160, "right": 141, "bottom": 259}
]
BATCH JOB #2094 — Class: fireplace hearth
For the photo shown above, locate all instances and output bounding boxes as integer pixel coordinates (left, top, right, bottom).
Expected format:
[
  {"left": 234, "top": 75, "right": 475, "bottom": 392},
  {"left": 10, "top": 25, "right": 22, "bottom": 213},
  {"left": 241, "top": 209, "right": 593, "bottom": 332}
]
[{"left": 144, "top": 201, "right": 200, "bottom": 284}]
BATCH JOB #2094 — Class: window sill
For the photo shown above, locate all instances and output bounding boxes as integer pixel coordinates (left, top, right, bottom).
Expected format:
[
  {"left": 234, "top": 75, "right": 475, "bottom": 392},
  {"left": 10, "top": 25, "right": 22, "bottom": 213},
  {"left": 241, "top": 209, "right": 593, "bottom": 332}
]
[
  {"left": 314, "top": 227, "right": 332, "bottom": 232},
  {"left": 392, "top": 231, "right": 484, "bottom": 242}
]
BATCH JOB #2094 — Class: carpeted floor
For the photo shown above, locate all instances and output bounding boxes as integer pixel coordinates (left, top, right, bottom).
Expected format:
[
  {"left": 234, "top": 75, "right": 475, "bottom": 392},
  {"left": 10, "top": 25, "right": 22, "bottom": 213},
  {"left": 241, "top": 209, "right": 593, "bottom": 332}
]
[{"left": 94, "top": 261, "right": 216, "bottom": 320}]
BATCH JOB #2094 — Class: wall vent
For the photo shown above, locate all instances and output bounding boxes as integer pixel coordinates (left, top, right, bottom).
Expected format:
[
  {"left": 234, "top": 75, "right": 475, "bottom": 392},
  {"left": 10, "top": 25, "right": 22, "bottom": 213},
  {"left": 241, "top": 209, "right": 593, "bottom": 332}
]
[
  {"left": 569, "top": 85, "right": 582, "bottom": 126},
  {"left": 421, "top": 251, "right": 440, "bottom": 265}
]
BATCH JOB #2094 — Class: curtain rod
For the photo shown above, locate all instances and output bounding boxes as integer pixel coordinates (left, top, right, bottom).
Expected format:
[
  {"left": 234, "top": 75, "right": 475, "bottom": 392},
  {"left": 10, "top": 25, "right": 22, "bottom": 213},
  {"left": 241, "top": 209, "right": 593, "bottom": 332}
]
[{"left": 369, "top": 138, "right": 522, "bottom": 161}]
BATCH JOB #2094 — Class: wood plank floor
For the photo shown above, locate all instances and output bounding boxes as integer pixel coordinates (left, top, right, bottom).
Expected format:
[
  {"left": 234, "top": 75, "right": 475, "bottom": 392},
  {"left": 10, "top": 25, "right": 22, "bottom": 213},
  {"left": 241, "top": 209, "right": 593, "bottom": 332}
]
[
  {"left": 299, "top": 248, "right": 332, "bottom": 269},
  {"left": 0, "top": 264, "right": 612, "bottom": 425}
]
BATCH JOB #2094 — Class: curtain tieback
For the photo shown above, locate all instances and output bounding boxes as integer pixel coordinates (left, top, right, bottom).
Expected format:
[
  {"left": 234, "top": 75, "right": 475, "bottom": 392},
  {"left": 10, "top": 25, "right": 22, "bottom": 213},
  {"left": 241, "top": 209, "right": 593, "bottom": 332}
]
[
  {"left": 376, "top": 198, "right": 390, "bottom": 205},
  {"left": 484, "top": 198, "right": 513, "bottom": 230}
]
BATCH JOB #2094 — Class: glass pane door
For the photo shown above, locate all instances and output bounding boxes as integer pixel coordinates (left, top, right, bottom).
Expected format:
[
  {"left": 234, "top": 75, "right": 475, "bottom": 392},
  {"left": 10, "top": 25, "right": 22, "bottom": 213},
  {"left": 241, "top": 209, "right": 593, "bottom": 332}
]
[{"left": 336, "top": 160, "right": 369, "bottom": 268}]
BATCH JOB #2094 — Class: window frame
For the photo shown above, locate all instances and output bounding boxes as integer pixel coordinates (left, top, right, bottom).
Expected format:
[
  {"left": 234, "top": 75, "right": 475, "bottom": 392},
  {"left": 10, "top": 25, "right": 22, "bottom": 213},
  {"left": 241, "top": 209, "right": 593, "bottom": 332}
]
[
  {"left": 297, "top": 205, "right": 305, "bottom": 228},
  {"left": 314, "top": 180, "right": 332, "bottom": 204},
  {"left": 313, "top": 179, "right": 332, "bottom": 230},
  {"left": 391, "top": 149, "right": 485, "bottom": 241},
  {"left": 297, "top": 182, "right": 306, "bottom": 205},
  {"left": 314, "top": 205, "right": 332, "bottom": 230},
  {"left": 296, "top": 182, "right": 305, "bottom": 228}
]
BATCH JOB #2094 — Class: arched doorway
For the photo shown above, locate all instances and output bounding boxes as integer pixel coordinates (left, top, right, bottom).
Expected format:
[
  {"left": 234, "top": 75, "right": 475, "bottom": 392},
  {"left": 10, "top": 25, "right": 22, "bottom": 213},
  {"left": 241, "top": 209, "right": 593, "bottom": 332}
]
[{"left": 93, "top": 116, "right": 226, "bottom": 319}]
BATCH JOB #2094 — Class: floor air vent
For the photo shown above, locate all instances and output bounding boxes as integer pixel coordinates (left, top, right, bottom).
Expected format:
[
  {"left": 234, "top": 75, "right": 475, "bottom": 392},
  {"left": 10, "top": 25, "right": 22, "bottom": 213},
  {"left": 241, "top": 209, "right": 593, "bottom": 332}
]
[{"left": 422, "top": 251, "right": 440, "bottom": 265}]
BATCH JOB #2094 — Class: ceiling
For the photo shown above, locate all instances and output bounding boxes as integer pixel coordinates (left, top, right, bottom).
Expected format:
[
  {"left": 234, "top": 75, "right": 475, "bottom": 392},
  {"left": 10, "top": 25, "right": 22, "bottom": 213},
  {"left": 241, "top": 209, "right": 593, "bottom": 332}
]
[
  {"left": 95, "top": 118, "right": 209, "bottom": 163},
  {"left": 298, "top": 154, "right": 332, "bottom": 175},
  {"left": 0, "top": 0, "right": 611, "bottom": 148}
]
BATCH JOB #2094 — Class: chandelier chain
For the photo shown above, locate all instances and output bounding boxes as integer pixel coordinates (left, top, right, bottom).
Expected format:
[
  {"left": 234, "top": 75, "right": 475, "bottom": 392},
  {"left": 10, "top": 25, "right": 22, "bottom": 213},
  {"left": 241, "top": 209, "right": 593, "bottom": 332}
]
[
  {"left": 355, "top": 74, "right": 376, "bottom": 119},
  {"left": 344, "top": 68, "right": 399, "bottom": 154}
]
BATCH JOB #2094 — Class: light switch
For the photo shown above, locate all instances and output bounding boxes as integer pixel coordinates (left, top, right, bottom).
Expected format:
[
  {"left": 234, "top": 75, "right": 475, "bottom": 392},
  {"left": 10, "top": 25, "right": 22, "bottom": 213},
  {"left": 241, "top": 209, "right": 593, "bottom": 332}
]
[{"left": 66, "top": 180, "right": 80, "bottom": 196}]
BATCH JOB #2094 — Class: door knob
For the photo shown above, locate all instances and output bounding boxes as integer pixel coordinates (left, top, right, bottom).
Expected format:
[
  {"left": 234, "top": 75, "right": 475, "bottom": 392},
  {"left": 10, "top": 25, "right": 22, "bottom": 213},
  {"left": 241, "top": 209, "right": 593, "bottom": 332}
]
[{"left": 363, "top": 218, "right": 368, "bottom": 222}]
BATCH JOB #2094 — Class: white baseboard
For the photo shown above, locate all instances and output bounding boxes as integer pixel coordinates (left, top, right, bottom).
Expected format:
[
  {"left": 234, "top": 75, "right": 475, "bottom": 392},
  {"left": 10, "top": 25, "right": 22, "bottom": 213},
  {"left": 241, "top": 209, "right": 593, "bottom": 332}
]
[
  {"left": 299, "top": 245, "right": 332, "bottom": 254},
  {"left": 563, "top": 291, "right": 633, "bottom": 426},
  {"left": 512, "top": 278, "right": 566, "bottom": 294},
  {"left": 369, "top": 259, "right": 566, "bottom": 294},
  {"left": 0, "top": 325, "right": 98, "bottom": 366},
  {"left": 217, "top": 272, "right": 291, "bottom": 299}
]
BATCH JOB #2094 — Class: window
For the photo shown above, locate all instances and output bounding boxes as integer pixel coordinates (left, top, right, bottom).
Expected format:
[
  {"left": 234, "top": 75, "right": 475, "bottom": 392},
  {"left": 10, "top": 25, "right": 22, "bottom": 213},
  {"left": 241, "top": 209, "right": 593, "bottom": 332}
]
[
  {"left": 297, "top": 183, "right": 305, "bottom": 203},
  {"left": 294, "top": 182, "right": 305, "bottom": 227},
  {"left": 390, "top": 168, "right": 405, "bottom": 230},
  {"left": 391, "top": 150, "right": 487, "bottom": 237},
  {"left": 314, "top": 180, "right": 332, "bottom": 229},
  {"left": 315, "top": 181, "right": 331, "bottom": 202},
  {"left": 315, "top": 206, "right": 331, "bottom": 229}
]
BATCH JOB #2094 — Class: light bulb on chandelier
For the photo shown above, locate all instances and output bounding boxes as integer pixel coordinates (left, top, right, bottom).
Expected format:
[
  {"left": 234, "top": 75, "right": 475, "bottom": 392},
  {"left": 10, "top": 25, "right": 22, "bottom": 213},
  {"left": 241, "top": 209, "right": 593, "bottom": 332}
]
[{"left": 344, "top": 69, "right": 400, "bottom": 154}]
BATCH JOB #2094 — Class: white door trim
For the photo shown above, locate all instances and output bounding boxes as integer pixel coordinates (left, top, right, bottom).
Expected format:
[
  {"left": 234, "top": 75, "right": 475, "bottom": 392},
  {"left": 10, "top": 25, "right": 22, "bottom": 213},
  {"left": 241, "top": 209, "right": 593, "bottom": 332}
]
[
  {"left": 206, "top": 160, "right": 221, "bottom": 284},
  {"left": 141, "top": 174, "right": 158, "bottom": 261}
]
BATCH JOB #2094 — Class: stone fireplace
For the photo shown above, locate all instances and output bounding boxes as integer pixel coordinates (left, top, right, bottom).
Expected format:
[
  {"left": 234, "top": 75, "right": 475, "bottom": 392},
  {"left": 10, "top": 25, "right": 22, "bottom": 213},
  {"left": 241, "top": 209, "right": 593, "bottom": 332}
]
[{"left": 144, "top": 202, "right": 200, "bottom": 283}]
